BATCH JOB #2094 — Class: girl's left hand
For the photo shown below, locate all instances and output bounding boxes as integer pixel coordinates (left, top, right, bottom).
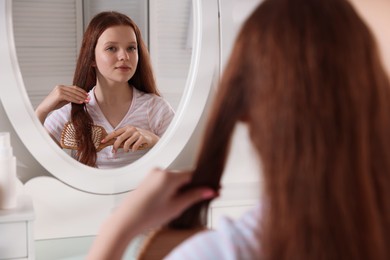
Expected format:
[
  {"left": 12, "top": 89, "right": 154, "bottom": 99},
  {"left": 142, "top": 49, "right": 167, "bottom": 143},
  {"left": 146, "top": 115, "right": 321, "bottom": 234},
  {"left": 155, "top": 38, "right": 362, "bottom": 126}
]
[{"left": 101, "top": 126, "right": 159, "bottom": 152}]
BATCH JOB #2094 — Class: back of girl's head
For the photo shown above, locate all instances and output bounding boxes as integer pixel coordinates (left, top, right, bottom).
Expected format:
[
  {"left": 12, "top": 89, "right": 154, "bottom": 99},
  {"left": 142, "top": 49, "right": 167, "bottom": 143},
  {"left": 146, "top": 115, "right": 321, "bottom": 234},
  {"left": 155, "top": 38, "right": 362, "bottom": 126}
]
[
  {"left": 241, "top": 0, "right": 390, "bottom": 258},
  {"left": 71, "top": 11, "right": 158, "bottom": 166},
  {"left": 172, "top": 0, "right": 390, "bottom": 259}
]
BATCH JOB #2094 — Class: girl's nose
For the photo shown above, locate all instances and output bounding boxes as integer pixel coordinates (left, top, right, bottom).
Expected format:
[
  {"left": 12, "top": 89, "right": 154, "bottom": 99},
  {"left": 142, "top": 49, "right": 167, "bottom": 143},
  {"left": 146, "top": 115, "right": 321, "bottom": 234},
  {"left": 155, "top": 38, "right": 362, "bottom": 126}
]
[{"left": 119, "top": 49, "right": 129, "bottom": 61}]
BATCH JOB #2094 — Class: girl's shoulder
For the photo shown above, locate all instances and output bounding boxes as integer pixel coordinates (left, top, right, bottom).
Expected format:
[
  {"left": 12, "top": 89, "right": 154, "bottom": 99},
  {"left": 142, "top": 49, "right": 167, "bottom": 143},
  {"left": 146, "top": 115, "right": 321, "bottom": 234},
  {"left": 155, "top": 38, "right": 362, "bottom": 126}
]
[
  {"left": 134, "top": 87, "right": 161, "bottom": 100},
  {"left": 133, "top": 87, "right": 173, "bottom": 109},
  {"left": 48, "top": 102, "right": 72, "bottom": 119}
]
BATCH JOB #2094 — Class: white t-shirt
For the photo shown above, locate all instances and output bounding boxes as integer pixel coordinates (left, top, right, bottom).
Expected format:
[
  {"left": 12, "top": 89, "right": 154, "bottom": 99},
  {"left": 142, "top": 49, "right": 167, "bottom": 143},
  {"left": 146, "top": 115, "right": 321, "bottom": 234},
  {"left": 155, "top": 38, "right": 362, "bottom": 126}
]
[
  {"left": 165, "top": 204, "right": 262, "bottom": 259},
  {"left": 44, "top": 87, "right": 175, "bottom": 168}
]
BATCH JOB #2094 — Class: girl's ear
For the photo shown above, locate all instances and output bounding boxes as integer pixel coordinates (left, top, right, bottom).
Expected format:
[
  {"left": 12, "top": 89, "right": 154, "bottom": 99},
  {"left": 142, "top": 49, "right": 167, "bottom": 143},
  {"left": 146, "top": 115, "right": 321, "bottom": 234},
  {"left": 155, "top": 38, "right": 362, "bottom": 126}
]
[{"left": 91, "top": 61, "right": 96, "bottom": 67}]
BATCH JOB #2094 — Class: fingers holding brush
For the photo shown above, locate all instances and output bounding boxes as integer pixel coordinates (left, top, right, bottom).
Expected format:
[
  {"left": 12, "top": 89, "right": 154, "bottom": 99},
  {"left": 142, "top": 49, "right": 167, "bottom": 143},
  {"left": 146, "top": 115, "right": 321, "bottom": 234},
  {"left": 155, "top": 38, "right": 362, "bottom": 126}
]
[{"left": 101, "top": 125, "right": 158, "bottom": 153}]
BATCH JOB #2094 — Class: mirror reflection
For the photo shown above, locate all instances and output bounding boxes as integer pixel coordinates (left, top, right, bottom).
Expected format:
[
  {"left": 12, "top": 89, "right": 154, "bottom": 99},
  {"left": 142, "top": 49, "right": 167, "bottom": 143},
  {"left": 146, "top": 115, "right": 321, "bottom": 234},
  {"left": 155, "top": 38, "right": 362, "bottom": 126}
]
[{"left": 12, "top": 0, "right": 193, "bottom": 168}]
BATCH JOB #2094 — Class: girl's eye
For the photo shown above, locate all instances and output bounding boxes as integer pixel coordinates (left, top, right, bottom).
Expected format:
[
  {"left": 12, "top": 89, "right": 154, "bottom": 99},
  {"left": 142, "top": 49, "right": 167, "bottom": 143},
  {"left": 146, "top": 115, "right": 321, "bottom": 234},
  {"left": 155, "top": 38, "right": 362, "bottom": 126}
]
[
  {"left": 106, "top": 46, "right": 117, "bottom": 52},
  {"left": 128, "top": 46, "right": 137, "bottom": 52}
]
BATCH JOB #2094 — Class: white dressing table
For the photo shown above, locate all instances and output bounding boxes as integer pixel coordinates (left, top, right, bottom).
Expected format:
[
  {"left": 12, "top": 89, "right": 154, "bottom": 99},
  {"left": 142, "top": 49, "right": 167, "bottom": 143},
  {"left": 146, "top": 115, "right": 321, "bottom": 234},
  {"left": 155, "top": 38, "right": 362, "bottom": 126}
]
[{"left": 0, "top": 194, "right": 34, "bottom": 260}]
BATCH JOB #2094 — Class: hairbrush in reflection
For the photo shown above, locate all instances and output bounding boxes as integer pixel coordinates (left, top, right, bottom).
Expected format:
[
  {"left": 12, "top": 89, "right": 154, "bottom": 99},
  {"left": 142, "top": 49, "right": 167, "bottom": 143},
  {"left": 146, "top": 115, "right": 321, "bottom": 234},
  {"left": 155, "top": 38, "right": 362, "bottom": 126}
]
[{"left": 60, "top": 122, "right": 148, "bottom": 152}]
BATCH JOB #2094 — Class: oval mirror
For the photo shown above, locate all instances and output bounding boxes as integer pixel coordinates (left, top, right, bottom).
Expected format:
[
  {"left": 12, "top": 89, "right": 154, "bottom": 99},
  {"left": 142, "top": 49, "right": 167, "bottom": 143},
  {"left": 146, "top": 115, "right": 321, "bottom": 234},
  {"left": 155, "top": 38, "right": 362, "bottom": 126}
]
[
  {"left": 12, "top": 0, "right": 189, "bottom": 168},
  {"left": 0, "top": 0, "right": 219, "bottom": 194}
]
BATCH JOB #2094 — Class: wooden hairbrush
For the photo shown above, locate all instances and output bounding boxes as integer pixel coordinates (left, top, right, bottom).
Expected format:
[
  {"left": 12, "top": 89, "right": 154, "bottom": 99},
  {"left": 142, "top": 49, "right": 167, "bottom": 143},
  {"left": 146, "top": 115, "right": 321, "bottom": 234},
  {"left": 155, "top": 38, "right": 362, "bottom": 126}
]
[{"left": 60, "top": 122, "right": 148, "bottom": 152}]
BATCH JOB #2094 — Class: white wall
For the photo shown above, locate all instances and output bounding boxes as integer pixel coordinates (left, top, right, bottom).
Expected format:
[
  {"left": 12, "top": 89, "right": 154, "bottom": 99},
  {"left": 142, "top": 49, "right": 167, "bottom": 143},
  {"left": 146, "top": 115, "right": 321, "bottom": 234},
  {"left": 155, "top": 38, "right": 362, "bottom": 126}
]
[{"left": 0, "top": 103, "right": 50, "bottom": 183}]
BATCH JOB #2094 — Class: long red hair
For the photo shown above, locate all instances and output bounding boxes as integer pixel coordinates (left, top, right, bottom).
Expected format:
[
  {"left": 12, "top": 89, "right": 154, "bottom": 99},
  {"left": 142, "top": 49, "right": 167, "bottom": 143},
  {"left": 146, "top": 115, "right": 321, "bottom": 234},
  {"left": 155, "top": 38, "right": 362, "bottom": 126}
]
[
  {"left": 172, "top": 0, "right": 390, "bottom": 259},
  {"left": 71, "top": 11, "right": 158, "bottom": 167}
]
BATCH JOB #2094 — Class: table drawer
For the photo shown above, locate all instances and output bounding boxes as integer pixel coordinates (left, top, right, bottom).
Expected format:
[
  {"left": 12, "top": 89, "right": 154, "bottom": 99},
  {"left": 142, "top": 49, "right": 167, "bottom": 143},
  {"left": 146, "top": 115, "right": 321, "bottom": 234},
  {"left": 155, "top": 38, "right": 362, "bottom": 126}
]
[{"left": 0, "top": 221, "right": 28, "bottom": 259}]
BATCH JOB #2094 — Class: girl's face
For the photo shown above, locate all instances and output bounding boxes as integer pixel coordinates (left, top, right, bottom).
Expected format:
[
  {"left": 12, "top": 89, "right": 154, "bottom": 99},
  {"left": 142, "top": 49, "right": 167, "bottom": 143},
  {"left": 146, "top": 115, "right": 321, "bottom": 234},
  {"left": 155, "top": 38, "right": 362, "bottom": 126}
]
[{"left": 94, "top": 25, "right": 139, "bottom": 86}]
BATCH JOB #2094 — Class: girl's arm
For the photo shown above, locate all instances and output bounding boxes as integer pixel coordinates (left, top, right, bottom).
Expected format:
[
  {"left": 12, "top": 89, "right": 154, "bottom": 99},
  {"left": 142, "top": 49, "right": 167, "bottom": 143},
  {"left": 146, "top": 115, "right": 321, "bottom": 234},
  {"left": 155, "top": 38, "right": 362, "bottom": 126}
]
[
  {"left": 35, "top": 85, "right": 89, "bottom": 124},
  {"left": 87, "top": 168, "right": 216, "bottom": 260}
]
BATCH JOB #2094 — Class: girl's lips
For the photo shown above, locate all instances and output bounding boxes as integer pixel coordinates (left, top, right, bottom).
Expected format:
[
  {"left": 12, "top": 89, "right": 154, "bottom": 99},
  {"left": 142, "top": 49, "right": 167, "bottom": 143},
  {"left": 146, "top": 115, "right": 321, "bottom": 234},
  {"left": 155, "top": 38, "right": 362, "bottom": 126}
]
[{"left": 116, "top": 66, "right": 131, "bottom": 72}]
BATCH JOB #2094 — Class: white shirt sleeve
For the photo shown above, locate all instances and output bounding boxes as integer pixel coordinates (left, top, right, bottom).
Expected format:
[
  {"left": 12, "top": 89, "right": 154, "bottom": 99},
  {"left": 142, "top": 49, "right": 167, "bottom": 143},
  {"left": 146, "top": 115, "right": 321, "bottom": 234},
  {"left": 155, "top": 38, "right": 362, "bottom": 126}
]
[
  {"left": 43, "top": 104, "right": 72, "bottom": 143},
  {"left": 147, "top": 95, "right": 175, "bottom": 137},
  {"left": 165, "top": 204, "right": 262, "bottom": 260}
]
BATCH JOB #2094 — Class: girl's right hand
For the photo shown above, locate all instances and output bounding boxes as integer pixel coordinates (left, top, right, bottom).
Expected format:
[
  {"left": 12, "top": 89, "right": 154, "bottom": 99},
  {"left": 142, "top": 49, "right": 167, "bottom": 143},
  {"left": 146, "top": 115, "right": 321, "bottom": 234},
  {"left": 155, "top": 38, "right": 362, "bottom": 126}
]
[
  {"left": 87, "top": 169, "right": 217, "bottom": 260},
  {"left": 35, "top": 85, "right": 90, "bottom": 123}
]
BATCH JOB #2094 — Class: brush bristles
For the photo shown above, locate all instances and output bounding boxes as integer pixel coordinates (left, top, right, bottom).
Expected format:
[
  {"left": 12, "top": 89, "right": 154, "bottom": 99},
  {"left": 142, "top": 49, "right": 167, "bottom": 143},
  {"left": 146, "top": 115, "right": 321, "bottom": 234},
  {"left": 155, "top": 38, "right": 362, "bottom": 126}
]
[{"left": 60, "top": 122, "right": 107, "bottom": 151}]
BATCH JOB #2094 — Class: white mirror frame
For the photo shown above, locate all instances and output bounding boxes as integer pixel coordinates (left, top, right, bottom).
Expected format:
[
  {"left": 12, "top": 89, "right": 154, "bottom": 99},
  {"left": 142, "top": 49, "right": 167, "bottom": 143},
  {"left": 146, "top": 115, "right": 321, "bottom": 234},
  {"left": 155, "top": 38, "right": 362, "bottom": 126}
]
[{"left": 0, "top": 0, "right": 219, "bottom": 194}]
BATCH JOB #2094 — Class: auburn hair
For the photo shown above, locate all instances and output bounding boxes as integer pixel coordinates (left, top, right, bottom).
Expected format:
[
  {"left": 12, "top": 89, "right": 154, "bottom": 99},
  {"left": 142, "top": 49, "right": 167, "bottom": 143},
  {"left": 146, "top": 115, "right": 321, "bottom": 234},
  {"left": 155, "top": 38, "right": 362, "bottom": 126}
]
[
  {"left": 171, "top": 0, "right": 390, "bottom": 259},
  {"left": 71, "top": 11, "right": 158, "bottom": 166}
]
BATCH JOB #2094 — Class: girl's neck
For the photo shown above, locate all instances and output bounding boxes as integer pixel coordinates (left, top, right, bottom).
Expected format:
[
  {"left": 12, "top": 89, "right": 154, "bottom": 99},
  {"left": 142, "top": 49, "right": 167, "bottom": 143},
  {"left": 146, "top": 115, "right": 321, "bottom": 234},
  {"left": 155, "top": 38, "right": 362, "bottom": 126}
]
[{"left": 94, "top": 82, "right": 133, "bottom": 106}]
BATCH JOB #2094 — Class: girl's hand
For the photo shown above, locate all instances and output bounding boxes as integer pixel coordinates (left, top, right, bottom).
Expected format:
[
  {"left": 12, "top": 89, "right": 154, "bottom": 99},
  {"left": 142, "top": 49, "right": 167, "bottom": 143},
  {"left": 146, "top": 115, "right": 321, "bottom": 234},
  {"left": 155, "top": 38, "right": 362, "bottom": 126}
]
[
  {"left": 35, "top": 85, "right": 89, "bottom": 123},
  {"left": 87, "top": 169, "right": 217, "bottom": 260},
  {"left": 102, "top": 125, "right": 159, "bottom": 152},
  {"left": 120, "top": 169, "right": 217, "bottom": 231}
]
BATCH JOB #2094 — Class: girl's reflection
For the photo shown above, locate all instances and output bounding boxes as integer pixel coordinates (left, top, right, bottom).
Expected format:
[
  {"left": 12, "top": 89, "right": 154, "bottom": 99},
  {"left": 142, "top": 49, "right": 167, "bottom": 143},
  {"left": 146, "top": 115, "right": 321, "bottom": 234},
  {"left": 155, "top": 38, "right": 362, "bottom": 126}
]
[{"left": 35, "top": 11, "right": 174, "bottom": 168}]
